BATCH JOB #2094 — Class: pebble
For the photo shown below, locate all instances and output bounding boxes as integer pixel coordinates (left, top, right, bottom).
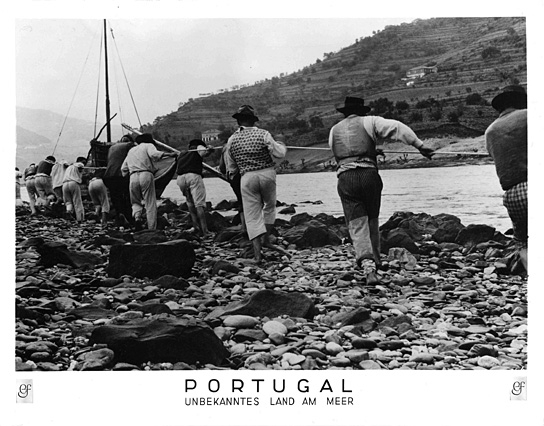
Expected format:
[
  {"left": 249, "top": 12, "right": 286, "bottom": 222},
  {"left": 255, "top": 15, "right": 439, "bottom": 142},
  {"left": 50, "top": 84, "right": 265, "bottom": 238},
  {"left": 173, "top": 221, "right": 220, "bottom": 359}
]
[
  {"left": 223, "top": 315, "right": 259, "bottom": 328},
  {"left": 262, "top": 320, "right": 288, "bottom": 336},
  {"left": 477, "top": 355, "right": 501, "bottom": 369},
  {"left": 14, "top": 209, "right": 527, "bottom": 371}
]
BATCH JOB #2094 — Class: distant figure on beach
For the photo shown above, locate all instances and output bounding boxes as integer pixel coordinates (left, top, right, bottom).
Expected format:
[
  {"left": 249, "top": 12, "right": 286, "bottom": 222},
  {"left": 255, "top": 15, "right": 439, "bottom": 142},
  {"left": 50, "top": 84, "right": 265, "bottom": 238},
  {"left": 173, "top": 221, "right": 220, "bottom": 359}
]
[
  {"left": 62, "top": 156, "right": 88, "bottom": 222},
  {"left": 329, "top": 96, "right": 434, "bottom": 283},
  {"left": 121, "top": 133, "right": 177, "bottom": 230},
  {"left": 15, "top": 167, "right": 23, "bottom": 206},
  {"left": 485, "top": 85, "right": 528, "bottom": 271},
  {"left": 176, "top": 139, "right": 212, "bottom": 237},
  {"left": 23, "top": 163, "right": 38, "bottom": 215},
  {"left": 225, "top": 105, "right": 287, "bottom": 262},
  {"left": 51, "top": 159, "right": 69, "bottom": 202},
  {"left": 103, "top": 134, "right": 135, "bottom": 227},
  {"left": 34, "top": 156, "right": 57, "bottom": 206},
  {"left": 219, "top": 144, "right": 245, "bottom": 232},
  {"left": 88, "top": 169, "right": 110, "bottom": 227}
]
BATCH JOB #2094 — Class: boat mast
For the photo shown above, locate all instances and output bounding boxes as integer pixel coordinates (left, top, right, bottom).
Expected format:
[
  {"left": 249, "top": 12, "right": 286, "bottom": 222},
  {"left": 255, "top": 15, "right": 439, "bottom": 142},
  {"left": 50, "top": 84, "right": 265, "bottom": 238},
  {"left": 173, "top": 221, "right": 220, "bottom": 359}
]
[{"left": 103, "top": 19, "right": 112, "bottom": 143}]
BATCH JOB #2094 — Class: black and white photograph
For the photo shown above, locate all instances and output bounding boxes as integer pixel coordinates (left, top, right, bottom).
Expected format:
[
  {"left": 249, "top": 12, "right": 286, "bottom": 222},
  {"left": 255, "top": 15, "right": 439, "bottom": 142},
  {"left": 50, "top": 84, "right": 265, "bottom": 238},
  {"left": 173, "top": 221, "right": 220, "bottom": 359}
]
[{"left": 5, "top": 1, "right": 543, "bottom": 425}]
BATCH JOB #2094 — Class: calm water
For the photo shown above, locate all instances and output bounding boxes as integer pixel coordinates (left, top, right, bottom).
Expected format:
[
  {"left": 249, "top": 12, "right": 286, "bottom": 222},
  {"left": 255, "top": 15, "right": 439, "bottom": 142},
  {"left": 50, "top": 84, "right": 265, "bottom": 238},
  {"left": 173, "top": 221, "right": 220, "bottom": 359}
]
[
  {"left": 20, "top": 165, "right": 509, "bottom": 232},
  {"left": 162, "top": 164, "right": 511, "bottom": 233}
]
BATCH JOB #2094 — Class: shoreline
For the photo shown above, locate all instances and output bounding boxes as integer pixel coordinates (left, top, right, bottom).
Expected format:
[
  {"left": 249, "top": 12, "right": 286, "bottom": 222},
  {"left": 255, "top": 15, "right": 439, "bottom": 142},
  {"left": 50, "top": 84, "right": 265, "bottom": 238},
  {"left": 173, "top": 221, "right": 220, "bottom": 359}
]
[{"left": 15, "top": 202, "right": 527, "bottom": 372}]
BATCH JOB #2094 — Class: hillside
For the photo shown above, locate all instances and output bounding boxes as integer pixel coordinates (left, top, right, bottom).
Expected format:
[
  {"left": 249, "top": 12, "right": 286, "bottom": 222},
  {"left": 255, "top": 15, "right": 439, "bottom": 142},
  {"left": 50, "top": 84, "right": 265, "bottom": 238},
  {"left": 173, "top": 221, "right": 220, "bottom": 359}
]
[
  {"left": 145, "top": 16, "right": 526, "bottom": 168},
  {"left": 16, "top": 107, "right": 126, "bottom": 168}
]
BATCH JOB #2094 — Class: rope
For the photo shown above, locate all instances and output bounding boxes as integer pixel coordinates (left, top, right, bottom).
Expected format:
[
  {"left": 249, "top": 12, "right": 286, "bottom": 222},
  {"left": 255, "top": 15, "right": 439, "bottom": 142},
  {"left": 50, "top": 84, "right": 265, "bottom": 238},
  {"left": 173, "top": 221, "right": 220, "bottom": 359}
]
[
  {"left": 111, "top": 42, "right": 125, "bottom": 135},
  {"left": 52, "top": 28, "right": 100, "bottom": 155},
  {"left": 111, "top": 26, "right": 142, "bottom": 127},
  {"left": 93, "top": 29, "right": 104, "bottom": 138}
]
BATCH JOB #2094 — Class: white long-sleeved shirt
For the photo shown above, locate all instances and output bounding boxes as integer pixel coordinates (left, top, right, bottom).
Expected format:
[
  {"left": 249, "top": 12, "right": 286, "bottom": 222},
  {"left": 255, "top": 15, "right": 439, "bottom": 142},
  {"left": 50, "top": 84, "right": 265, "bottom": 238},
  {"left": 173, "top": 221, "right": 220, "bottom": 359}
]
[
  {"left": 328, "top": 114, "right": 424, "bottom": 174},
  {"left": 121, "top": 143, "right": 167, "bottom": 176},
  {"left": 62, "top": 162, "right": 85, "bottom": 184}
]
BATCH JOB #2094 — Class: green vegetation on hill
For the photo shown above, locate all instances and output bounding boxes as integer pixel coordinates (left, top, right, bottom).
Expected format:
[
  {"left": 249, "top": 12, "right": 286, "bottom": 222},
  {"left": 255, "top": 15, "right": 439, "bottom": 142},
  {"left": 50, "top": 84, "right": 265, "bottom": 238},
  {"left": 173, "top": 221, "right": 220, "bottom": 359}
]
[{"left": 144, "top": 17, "right": 526, "bottom": 168}]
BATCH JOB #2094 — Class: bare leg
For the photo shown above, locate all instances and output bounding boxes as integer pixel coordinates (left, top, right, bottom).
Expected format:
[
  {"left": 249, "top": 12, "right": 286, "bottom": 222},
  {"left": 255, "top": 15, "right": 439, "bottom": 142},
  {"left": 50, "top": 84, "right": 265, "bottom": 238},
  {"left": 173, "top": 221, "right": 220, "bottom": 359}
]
[
  {"left": 252, "top": 233, "right": 263, "bottom": 262},
  {"left": 95, "top": 206, "right": 102, "bottom": 224},
  {"left": 187, "top": 204, "right": 200, "bottom": 232},
  {"left": 196, "top": 206, "right": 209, "bottom": 236}
]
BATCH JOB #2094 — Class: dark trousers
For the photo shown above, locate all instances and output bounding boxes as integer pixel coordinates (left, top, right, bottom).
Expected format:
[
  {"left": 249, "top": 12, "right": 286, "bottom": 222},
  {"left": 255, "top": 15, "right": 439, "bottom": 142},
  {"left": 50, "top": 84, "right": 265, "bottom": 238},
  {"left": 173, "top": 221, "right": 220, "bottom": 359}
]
[
  {"left": 103, "top": 176, "right": 133, "bottom": 224},
  {"left": 337, "top": 167, "right": 383, "bottom": 263}
]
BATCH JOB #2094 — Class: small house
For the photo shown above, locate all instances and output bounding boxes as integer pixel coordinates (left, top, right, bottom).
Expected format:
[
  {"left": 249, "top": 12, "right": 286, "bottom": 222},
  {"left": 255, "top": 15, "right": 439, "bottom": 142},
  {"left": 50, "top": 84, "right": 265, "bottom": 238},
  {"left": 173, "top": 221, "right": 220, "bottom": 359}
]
[
  {"left": 406, "top": 65, "right": 438, "bottom": 79},
  {"left": 201, "top": 129, "right": 221, "bottom": 142}
]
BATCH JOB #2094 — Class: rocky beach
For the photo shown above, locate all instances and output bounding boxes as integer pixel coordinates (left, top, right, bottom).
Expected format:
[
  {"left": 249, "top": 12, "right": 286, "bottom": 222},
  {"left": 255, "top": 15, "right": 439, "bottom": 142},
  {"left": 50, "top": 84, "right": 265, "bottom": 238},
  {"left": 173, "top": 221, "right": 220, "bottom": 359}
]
[{"left": 15, "top": 197, "right": 527, "bottom": 372}]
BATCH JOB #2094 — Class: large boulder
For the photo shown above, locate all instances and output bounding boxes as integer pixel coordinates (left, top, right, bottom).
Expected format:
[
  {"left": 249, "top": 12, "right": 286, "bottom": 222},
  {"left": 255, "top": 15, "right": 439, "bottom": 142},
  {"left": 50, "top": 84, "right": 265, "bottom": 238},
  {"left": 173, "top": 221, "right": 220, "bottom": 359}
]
[
  {"left": 455, "top": 224, "right": 496, "bottom": 247},
  {"left": 106, "top": 239, "right": 195, "bottom": 278},
  {"left": 380, "top": 228, "right": 419, "bottom": 254},
  {"left": 281, "top": 220, "right": 342, "bottom": 248},
  {"left": 206, "top": 289, "right": 317, "bottom": 320},
  {"left": 89, "top": 317, "right": 229, "bottom": 366},
  {"left": 35, "top": 241, "right": 103, "bottom": 269},
  {"left": 432, "top": 214, "right": 465, "bottom": 243}
]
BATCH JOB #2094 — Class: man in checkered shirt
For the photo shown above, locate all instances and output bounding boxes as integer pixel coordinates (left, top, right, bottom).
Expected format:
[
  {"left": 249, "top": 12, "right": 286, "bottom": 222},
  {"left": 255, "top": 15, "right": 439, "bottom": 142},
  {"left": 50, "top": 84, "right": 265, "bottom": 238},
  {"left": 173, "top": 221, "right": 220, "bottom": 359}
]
[
  {"left": 224, "top": 105, "right": 287, "bottom": 263},
  {"left": 485, "top": 85, "right": 527, "bottom": 271}
]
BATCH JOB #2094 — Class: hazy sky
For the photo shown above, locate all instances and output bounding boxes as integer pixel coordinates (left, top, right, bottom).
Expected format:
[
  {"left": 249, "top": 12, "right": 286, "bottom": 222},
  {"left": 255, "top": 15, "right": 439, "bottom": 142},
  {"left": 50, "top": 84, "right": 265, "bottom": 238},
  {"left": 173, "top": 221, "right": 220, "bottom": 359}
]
[{"left": 15, "top": 17, "right": 417, "bottom": 125}]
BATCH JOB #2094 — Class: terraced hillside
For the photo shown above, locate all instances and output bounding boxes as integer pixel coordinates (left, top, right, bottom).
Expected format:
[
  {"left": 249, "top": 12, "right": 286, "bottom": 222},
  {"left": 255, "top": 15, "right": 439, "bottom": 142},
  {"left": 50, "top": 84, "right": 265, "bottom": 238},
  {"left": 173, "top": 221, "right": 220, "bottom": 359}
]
[{"left": 146, "top": 17, "right": 526, "bottom": 159}]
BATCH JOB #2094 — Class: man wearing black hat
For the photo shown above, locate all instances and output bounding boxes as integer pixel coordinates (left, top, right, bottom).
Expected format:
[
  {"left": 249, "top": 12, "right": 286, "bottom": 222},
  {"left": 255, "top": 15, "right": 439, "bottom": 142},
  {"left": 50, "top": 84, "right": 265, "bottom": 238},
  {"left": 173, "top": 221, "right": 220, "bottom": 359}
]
[
  {"left": 485, "top": 85, "right": 528, "bottom": 271},
  {"left": 121, "top": 133, "right": 177, "bottom": 230},
  {"left": 176, "top": 138, "right": 212, "bottom": 237},
  {"left": 224, "top": 105, "right": 287, "bottom": 262},
  {"left": 329, "top": 96, "right": 434, "bottom": 284}
]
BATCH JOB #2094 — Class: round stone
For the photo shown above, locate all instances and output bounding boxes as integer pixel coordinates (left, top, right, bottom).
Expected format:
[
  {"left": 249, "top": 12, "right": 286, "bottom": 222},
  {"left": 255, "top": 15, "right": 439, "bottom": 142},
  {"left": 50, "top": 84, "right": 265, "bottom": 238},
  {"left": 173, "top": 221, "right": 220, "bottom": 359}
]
[
  {"left": 223, "top": 315, "right": 259, "bottom": 329},
  {"left": 262, "top": 320, "right": 288, "bottom": 336}
]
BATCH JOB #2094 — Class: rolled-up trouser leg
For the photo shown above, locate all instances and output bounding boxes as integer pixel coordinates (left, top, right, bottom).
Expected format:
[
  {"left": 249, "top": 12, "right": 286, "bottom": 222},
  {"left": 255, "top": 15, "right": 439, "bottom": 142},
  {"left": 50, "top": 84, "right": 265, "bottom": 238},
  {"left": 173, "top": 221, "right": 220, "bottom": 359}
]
[
  {"left": 140, "top": 171, "right": 157, "bottom": 230},
  {"left": 241, "top": 171, "right": 267, "bottom": 241},
  {"left": 337, "top": 167, "right": 383, "bottom": 265},
  {"left": 129, "top": 174, "right": 144, "bottom": 221}
]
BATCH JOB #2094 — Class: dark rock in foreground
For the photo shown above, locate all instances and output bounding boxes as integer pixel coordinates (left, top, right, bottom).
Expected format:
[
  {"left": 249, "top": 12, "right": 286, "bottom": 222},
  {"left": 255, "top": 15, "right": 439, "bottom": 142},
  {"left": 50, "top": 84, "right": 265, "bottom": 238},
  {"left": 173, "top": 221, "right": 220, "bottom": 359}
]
[
  {"left": 35, "top": 241, "right": 103, "bottom": 269},
  {"left": 89, "top": 318, "right": 229, "bottom": 366},
  {"left": 282, "top": 219, "right": 342, "bottom": 248},
  {"left": 207, "top": 289, "right": 317, "bottom": 320},
  {"left": 106, "top": 239, "right": 195, "bottom": 278}
]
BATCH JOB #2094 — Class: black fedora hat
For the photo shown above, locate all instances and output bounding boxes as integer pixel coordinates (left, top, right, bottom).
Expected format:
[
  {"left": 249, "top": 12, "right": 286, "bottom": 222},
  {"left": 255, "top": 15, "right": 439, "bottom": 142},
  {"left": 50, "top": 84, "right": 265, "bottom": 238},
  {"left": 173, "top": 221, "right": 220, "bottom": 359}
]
[
  {"left": 491, "top": 85, "right": 527, "bottom": 112},
  {"left": 232, "top": 105, "right": 259, "bottom": 122},
  {"left": 135, "top": 133, "right": 155, "bottom": 144},
  {"left": 336, "top": 96, "right": 371, "bottom": 115}
]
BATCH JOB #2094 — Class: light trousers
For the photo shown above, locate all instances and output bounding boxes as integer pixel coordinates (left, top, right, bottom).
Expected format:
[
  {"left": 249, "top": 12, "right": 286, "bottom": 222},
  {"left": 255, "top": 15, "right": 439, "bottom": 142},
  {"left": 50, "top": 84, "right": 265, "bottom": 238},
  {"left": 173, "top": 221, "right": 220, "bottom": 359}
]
[
  {"left": 241, "top": 168, "right": 277, "bottom": 240},
  {"left": 129, "top": 171, "right": 157, "bottom": 229},
  {"left": 62, "top": 181, "right": 85, "bottom": 221}
]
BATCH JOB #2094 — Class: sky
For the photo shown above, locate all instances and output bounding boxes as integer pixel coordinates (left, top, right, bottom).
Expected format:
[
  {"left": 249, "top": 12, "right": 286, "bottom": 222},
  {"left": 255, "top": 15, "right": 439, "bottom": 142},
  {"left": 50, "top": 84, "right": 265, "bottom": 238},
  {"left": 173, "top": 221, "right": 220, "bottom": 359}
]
[{"left": 15, "top": 17, "right": 416, "bottom": 125}]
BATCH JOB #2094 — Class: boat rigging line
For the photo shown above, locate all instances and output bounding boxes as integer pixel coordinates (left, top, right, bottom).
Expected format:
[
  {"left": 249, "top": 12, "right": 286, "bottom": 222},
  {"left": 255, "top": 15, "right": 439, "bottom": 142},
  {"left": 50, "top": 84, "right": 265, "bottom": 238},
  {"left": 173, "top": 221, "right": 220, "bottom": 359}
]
[
  {"left": 110, "top": 24, "right": 143, "bottom": 128},
  {"left": 52, "top": 27, "right": 101, "bottom": 156},
  {"left": 93, "top": 30, "right": 104, "bottom": 138}
]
